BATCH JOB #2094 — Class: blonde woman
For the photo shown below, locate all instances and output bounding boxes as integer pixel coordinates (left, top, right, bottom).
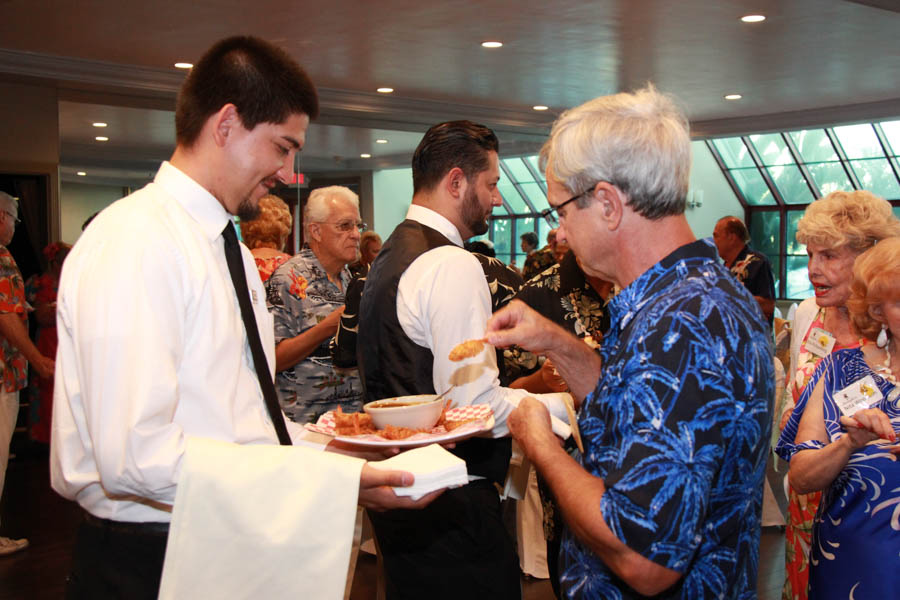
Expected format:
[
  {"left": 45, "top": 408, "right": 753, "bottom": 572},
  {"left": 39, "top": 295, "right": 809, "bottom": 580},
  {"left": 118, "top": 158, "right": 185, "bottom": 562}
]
[
  {"left": 776, "top": 190, "right": 900, "bottom": 600},
  {"left": 777, "top": 237, "right": 900, "bottom": 598},
  {"left": 239, "top": 194, "right": 292, "bottom": 282}
]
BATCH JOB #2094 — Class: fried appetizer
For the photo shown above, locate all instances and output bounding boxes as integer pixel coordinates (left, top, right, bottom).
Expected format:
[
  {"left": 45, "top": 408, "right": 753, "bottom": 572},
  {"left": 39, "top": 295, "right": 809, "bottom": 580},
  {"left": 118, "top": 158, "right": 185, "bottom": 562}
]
[{"left": 448, "top": 339, "right": 486, "bottom": 361}]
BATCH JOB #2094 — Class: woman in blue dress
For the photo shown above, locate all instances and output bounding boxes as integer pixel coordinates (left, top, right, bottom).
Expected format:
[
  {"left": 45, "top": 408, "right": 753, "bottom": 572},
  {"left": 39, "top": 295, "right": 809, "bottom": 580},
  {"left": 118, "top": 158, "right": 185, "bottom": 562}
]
[{"left": 777, "top": 237, "right": 900, "bottom": 599}]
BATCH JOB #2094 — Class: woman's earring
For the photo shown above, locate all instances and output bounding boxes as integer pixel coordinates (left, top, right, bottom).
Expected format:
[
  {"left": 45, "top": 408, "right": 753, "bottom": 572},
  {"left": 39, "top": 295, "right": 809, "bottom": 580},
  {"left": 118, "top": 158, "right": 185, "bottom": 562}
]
[{"left": 877, "top": 323, "right": 889, "bottom": 348}]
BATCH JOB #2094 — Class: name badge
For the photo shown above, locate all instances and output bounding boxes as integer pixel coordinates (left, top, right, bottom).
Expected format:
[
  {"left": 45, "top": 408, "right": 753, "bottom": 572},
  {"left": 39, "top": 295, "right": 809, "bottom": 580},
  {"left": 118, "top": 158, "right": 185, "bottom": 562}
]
[
  {"left": 834, "top": 374, "right": 883, "bottom": 417},
  {"left": 251, "top": 289, "right": 259, "bottom": 304},
  {"left": 806, "top": 327, "right": 836, "bottom": 358}
]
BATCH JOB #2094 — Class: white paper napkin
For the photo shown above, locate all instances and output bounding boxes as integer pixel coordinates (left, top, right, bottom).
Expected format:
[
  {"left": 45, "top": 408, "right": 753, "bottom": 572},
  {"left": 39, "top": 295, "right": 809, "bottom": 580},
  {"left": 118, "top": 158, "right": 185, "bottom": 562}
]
[{"left": 368, "top": 443, "right": 469, "bottom": 499}]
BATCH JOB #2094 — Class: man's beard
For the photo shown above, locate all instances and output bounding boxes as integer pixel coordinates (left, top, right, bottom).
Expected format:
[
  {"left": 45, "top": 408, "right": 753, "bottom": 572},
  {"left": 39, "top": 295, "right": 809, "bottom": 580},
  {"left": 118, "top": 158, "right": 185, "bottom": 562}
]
[
  {"left": 461, "top": 186, "right": 490, "bottom": 236},
  {"left": 236, "top": 196, "right": 260, "bottom": 221}
]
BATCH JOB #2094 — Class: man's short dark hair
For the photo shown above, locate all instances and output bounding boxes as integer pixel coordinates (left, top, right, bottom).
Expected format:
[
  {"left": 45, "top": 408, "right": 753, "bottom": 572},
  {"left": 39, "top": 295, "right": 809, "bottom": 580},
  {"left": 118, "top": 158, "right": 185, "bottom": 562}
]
[
  {"left": 520, "top": 232, "right": 538, "bottom": 248},
  {"left": 412, "top": 121, "right": 499, "bottom": 194},
  {"left": 720, "top": 216, "right": 750, "bottom": 243},
  {"left": 175, "top": 36, "right": 319, "bottom": 147}
]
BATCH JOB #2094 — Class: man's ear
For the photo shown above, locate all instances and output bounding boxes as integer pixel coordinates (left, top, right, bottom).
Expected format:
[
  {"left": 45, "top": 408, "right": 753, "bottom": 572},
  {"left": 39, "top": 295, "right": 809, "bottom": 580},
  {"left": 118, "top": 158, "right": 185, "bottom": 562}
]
[
  {"left": 211, "top": 104, "right": 240, "bottom": 148},
  {"left": 308, "top": 222, "right": 322, "bottom": 243},
  {"left": 445, "top": 167, "right": 467, "bottom": 199},
  {"left": 595, "top": 182, "right": 624, "bottom": 231}
]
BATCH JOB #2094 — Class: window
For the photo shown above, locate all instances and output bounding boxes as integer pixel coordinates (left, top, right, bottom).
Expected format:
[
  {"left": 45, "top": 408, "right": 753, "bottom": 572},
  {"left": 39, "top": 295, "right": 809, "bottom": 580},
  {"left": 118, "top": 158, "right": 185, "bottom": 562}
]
[
  {"left": 486, "top": 155, "right": 555, "bottom": 266},
  {"left": 707, "top": 119, "right": 900, "bottom": 299}
]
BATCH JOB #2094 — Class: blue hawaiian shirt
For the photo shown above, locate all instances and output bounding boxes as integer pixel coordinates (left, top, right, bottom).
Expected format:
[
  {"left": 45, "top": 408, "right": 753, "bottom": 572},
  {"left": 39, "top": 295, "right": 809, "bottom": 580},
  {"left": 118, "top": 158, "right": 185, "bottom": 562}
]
[{"left": 560, "top": 239, "right": 773, "bottom": 599}]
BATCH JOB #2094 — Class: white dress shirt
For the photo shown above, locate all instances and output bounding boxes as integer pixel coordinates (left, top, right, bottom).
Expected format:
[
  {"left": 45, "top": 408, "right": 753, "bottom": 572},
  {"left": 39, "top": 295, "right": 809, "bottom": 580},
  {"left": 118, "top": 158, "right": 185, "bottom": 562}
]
[
  {"left": 51, "top": 161, "right": 317, "bottom": 523},
  {"left": 397, "top": 204, "right": 568, "bottom": 437}
]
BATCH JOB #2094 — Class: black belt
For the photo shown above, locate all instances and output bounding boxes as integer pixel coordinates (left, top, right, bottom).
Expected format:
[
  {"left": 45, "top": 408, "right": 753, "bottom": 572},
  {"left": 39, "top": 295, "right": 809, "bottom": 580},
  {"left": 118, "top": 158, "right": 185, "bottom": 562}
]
[{"left": 82, "top": 511, "right": 170, "bottom": 536}]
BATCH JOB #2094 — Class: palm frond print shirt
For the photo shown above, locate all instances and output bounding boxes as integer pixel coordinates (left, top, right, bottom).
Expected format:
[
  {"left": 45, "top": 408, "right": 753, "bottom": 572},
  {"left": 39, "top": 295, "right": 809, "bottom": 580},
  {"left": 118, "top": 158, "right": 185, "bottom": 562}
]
[{"left": 560, "top": 239, "right": 774, "bottom": 600}]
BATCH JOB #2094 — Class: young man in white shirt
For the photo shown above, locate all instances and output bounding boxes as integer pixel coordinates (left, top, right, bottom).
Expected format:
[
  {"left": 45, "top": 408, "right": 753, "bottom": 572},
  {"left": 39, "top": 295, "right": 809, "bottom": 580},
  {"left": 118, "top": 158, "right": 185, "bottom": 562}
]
[{"left": 51, "top": 35, "right": 434, "bottom": 599}]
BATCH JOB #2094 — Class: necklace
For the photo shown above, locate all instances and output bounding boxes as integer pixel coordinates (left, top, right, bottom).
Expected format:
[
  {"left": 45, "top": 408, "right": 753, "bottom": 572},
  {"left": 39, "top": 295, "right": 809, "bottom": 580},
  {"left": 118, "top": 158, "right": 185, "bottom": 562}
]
[{"left": 873, "top": 337, "right": 899, "bottom": 389}]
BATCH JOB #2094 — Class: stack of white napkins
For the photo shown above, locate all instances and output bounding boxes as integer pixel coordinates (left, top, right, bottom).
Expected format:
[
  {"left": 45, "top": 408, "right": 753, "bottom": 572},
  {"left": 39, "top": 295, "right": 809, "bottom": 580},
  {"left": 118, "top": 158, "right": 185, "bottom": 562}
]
[{"left": 368, "top": 443, "right": 468, "bottom": 499}]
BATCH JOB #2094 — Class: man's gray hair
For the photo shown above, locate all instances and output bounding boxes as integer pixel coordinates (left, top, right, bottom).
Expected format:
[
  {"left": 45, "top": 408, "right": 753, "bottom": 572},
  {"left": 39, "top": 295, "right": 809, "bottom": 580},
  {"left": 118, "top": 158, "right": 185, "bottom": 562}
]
[
  {"left": 303, "top": 185, "right": 360, "bottom": 235},
  {"left": 539, "top": 84, "right": 691, "bottom": 220},
  {"left": 0, "top": 191, "right": 18, "bottom": 215}
]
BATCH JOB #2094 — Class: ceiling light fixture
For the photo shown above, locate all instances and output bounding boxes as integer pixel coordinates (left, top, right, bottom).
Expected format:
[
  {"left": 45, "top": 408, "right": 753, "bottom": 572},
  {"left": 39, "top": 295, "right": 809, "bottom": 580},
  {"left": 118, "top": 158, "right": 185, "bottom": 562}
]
[
  {"left": 375, "top": 139, "right": 388, "bottom": 144},
  {"left": 740, "top": 15, "right": 765, "bottom": 23},
  {"left": 532, "top": 105, "right": 549, "bottom": 111},
  {"left": 376, "top": 87, "right": 394, "bottom": 93},
  {"left": 95, "top": 136, "right": 109, "bottom": 141},
  {"left": 360, "top": 153, "right": 372, "bottom": 158},
  {"left": 481, "top": 41, "right": 503, "bottom": 48},
  {"left": 92, "top": 122, "right": 108, "bottom": 128},
  {"left": 724, "top": 94, "right": 743, "bottom": 100},
  {"left": 174, "top": 62, "right": 193, "bottom": 69},
  {"left": 76, "top": 171, "right": 87, "bottom": 176}
]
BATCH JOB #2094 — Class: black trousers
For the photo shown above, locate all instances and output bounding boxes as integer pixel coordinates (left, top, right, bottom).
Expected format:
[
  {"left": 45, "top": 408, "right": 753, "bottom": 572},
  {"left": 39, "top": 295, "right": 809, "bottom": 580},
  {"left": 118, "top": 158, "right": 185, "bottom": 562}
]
[
  {"left": 368, "top": 479, "right": 521, "bottom": 600},
  {"left": 66, "top": 514, "right": 169, "bottom": 600}
]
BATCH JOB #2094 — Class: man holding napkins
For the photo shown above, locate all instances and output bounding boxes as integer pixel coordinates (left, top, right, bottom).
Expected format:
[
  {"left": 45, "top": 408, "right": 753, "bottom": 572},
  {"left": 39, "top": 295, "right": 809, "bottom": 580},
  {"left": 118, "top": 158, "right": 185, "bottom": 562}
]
[{"left": 50, "top": 36, "right": 439, "bottom": 600}]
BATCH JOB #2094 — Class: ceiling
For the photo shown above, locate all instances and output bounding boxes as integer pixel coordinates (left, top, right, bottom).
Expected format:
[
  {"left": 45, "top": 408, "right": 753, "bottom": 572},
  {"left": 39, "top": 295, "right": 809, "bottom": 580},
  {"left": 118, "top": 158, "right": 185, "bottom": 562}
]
[{"left": 1, "top": 0, "right": 899, "bottom": 187}]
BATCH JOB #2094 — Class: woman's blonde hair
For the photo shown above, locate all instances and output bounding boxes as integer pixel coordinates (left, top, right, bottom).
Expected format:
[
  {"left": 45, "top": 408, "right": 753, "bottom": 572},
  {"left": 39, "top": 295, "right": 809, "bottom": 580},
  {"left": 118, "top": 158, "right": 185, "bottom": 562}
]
[
  {"left": 240, "top": 195, "right": 292, "bottom": 250},
  {"left": 847, "top": 237, "right": 900, "bottom": 341},
  {"left": 796, "top": 190, "right": 900, "bottom": 251}
]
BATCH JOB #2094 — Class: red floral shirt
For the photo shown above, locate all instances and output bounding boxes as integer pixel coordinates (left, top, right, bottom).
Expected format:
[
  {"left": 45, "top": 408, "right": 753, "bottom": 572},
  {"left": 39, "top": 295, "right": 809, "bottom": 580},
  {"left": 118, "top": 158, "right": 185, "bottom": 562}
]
[{"left": 0, "top": 246, "right": 28, "bottom": 392}]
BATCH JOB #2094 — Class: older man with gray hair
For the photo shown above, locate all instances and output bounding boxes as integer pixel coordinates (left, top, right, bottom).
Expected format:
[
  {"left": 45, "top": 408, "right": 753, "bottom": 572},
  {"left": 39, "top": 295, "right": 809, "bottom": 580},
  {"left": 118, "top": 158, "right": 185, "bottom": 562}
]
[
  {"left": 0, "top": 191, "right": 54, "bottom": 555},
  {"left": 485, "top": 86, "right": 774, "bottom": 599},
  {"left": 266, "top": 185, "right": 364, "bottom": 424}
]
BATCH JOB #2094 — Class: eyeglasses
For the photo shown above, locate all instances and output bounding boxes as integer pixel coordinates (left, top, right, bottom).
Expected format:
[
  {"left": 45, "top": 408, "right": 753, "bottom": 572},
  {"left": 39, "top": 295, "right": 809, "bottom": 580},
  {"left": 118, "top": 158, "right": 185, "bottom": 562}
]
[
  {"left": 540, "top": 187, "right": 596, "bottom": 224},
  {"left": 320, "top": 220, "right": 367, "bottom": 233},
  {"left": 2, "top": 211, "right": 20, "bottom": 224}
]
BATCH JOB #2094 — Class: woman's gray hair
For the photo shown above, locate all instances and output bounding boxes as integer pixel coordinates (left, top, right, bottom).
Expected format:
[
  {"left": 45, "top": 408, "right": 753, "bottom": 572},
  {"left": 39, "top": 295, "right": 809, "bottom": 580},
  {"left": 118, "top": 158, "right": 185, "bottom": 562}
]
[
  {"left": 303, "top": 185, "right": 360, "bottom": 236},
  {"left": 539, "top": 84, "right": 691, "bottom": 220}
]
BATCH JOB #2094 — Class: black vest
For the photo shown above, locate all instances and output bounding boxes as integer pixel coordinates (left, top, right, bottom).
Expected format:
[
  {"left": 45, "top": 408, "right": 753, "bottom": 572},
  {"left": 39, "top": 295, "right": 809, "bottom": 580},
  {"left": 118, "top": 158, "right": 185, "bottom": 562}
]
[{"left": 358, "top": 219, "right": 511, "bottom": 484}]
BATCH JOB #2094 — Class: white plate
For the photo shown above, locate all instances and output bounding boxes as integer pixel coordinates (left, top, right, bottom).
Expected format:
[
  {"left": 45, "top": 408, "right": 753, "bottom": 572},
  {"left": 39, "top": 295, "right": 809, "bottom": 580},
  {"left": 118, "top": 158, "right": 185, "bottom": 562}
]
[
  {"left": 332, "top": 416, "right": 494, "bottom": 448},
  {"left": 305, "top": 405, "right": 494, "bottom": 448}
]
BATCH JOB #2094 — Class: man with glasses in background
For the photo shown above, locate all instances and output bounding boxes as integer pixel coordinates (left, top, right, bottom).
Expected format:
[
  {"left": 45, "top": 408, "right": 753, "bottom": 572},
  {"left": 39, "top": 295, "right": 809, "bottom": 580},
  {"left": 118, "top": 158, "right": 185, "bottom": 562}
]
[
  {"left": 0, "top": 192, "right": 54, "bottom": 555},
  {"left": 266, "top": 185, "right": 365, "bottom": 424}
]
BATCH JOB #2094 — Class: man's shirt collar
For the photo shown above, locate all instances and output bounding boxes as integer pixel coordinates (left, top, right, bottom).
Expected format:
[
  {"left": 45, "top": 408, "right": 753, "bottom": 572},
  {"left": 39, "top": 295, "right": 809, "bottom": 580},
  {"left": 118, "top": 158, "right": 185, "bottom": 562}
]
[
  {"left": 608, "top": 238, "right": 719, "bottom": 333},
  {"left": 406, "top": 204, "right": 464, "bottom": 246},
  {"left": 155, "top": 161, "right": 234, "bottom": 242}
]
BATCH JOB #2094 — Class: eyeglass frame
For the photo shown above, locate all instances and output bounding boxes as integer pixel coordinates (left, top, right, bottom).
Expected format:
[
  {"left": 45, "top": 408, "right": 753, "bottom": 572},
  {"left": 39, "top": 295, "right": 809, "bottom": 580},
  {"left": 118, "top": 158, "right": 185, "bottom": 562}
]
[
  {"left": 540, "top": 185, "right": 598, "bottom": 224},
  {"left": 316, "top": 220, "right": 367, "bottom": 234},
  {"left": 1, "top": 210, "right": 20, "bottom": 224}
]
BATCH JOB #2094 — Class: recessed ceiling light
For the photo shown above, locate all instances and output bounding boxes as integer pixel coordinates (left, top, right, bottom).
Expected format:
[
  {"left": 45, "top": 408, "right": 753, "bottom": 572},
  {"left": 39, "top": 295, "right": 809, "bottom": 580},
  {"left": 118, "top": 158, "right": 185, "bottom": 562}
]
[
  {"left": 376, "top": 87, "right": 394, "bottom": 93},
  {"left": 76, "top": 171, "right": 87, "bottom": 176},
  {"left": 92, "top": 122, "right": 107, "bottom": 128},
  {"left": 95, "top": 136, "right": 109, "bottom": 141},
  {"left": 174, "top": 62, "right": 193, "bottom": 69},
  {"left": 532, "top": 105, "right": 549, "bottom": 111},
  {"left": 360, "top": 153, "right": 372, "bottom": 158},
  {"left": 375, "top": 139, "right": 388, "bottom": 144},
  {"left": 740, "top": 15, "right": 765, "bottom": 23},
  {"left": 481, "top": 41, "right": 503, "bottom": 48},
  {"left": 724, "top": 94, "right": 743, "bottom": 100}
]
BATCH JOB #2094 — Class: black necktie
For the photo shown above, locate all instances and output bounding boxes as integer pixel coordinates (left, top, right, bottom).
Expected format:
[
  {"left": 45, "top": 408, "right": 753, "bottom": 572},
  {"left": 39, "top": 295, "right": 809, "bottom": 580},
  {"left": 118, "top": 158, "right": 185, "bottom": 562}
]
[{"left": 222, "top": 221, "right": 292, "bottom": 445}]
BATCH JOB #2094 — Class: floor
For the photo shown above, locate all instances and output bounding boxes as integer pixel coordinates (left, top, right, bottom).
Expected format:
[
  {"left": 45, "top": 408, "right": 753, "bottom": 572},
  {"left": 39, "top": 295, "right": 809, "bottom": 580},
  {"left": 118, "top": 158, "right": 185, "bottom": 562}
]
[{"left": 0, "top": 448, "right": 785, "bottom": 599}]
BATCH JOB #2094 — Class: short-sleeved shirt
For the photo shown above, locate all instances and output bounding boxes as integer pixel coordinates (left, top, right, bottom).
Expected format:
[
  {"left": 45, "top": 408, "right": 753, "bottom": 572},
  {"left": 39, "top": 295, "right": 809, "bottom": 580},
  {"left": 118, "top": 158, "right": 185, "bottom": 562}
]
[
  {"left": 522, "top": 246, "right": 555, "bottom": 281},
  {"left": 559, "top": 239, "right": 774, "bottom": 599},
  {"left": 0, "top": 245, "right": 28, "bottom": 392},
  {"left": 266, "top": 248, "right": 362, "bottom": 424}
]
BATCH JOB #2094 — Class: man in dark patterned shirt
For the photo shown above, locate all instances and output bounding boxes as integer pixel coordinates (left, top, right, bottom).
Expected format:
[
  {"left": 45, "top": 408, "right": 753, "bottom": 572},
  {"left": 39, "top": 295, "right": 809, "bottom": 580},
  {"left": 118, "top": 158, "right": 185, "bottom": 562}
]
[
  {"left": 713, "top": 216, "right": 776, "bottom": 324},
  {"left": 521, "top": 231, "right": 555, "bottom": 281},
  {"left": 486, "top": 85, "right": 774, "bottom": 599}
]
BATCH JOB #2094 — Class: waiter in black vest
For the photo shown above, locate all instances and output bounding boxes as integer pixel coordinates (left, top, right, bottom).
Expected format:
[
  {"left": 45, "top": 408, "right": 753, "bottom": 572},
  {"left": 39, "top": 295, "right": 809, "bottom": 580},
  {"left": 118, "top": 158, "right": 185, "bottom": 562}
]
[
  {"left": 358, "top": 121, "right": 572, "bottom": 599},
  {"left": 51, "top": 36, "right": 435, "bottom": 599}
]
